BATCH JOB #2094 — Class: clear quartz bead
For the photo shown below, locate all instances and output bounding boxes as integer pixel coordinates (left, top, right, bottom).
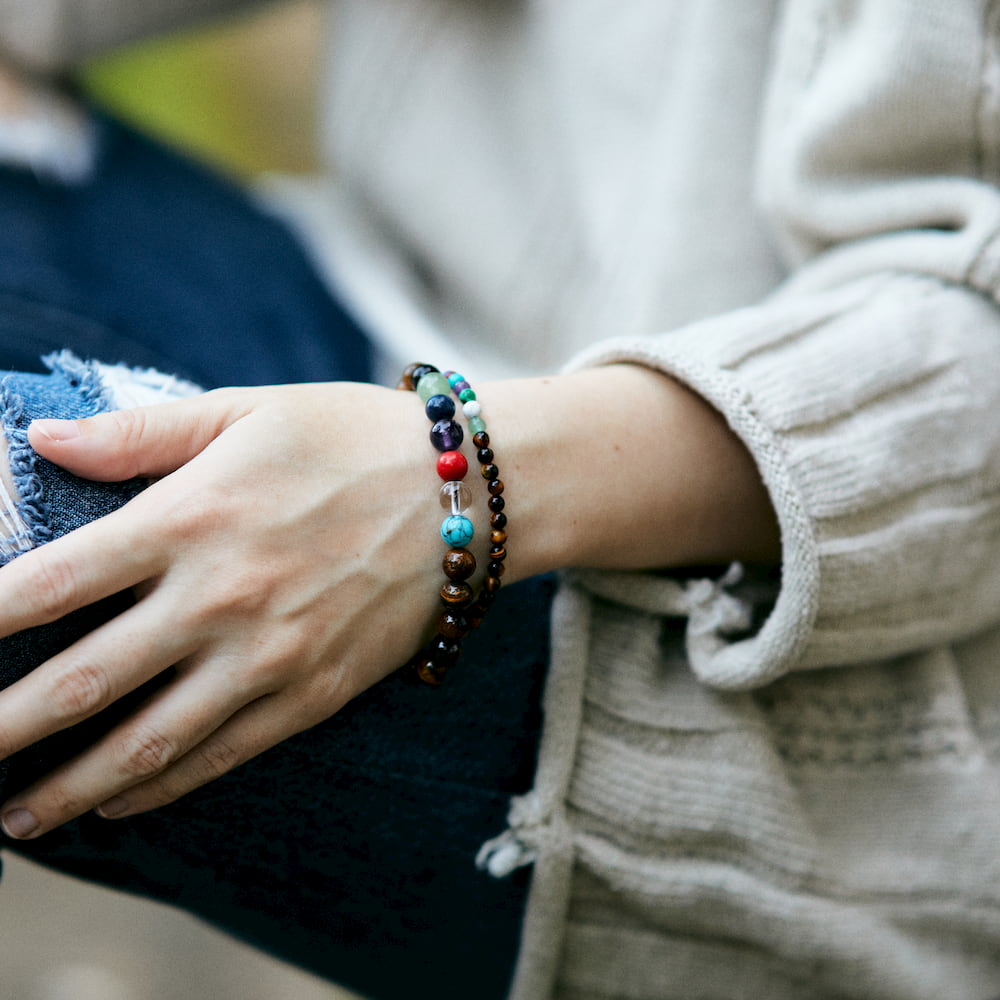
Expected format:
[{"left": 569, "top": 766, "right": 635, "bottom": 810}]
[{"left": 439, "top": 480, "right": 472, "bottom": 514}]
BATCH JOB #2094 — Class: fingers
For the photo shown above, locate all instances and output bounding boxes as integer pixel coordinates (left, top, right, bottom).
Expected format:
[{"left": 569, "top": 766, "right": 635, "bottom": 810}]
[
  {"left": 27, "top": 388, "right": 252, "bottom": 482},
  {"left": 0, "top": 596, "right": 198, "bottom": 762},
  {"left": 0, "top": 652, "right": 263, "bottom": 839}
]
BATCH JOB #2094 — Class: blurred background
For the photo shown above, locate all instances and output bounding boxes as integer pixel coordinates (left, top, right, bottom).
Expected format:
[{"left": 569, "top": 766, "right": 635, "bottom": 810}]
[{"left": 2, "top": 3, "right": 363, "bottom": 997}]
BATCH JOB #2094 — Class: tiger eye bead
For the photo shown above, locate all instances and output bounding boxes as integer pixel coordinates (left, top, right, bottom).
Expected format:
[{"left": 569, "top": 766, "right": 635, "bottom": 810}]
[
  {"left": 440, "top": 581, "right": 474, "bottom": 606},
  {"left": 489, "top": 511, "right": 507, "bottom": 530},
  {"left": 397, "top": 363, "right": 421, "bottom": 390},
  {"left": 487, "top": 479, "right": 504, "bottom": 496},
  {"left": 415, "top": 657, "right": 447, "bottom": 686},
  {"left": 483, "top": 575, "right": 502, "bottom": 594},
  {"left": 431, "top": 638, "right": 462, "bottom": 666},
  {"left": 476, "top": 447, "right": 494, "bottom": 464},
  {"left": 438, "top": 611, "right": 470, "bottom": 640},
  {"left": 490, "top": 529, "right": 507, "bottom": 546},
  {"left": 487, "top": 560, "right": 506, "bottom": 578},
  {"left": 473, "top": 431, "right": 490, "bottom": 449},
  {"left": 480, "top": 463, "right": 499, "bottom": 481},
  {"left": 489, "top": 544, "right": 507, "bottom": 562},
  {"left": 488, "top": 495, "right": 506, "bottom": 513},
  {"left": 442, "top": 547, "right": 477, "bottom": 580}
]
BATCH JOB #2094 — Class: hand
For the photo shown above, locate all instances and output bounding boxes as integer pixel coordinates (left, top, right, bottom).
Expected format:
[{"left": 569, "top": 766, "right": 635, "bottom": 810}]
[{"left": 0, "top": 382, "right": 445, "bottom": 839}]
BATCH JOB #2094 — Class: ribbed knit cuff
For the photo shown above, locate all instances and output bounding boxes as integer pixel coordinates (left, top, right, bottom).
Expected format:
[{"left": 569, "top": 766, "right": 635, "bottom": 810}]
[{"left": 567, "top": 271, "right": 1000, "bottom": 688}]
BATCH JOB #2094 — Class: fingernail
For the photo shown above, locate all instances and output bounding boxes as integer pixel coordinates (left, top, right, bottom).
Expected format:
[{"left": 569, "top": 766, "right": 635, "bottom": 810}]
[
  {"left": 1, "top": 807, "right": 39, "bottom": 839},
  {"left": 95, "top": 796, "right": 129, "bottom": 819},
  {"left": 31, "top": 419, "right": 81, "bottom": 442}
]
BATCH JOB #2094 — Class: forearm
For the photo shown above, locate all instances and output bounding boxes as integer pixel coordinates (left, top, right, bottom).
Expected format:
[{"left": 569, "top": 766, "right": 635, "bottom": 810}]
[{"left": 481, "top": 365, "right": 780, "bottom": 585}]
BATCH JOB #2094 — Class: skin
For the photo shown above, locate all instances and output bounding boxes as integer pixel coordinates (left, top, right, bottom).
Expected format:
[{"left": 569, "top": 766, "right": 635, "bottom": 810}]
[{"left": 0, "top": 365, "right": 778, "bottom": 840}]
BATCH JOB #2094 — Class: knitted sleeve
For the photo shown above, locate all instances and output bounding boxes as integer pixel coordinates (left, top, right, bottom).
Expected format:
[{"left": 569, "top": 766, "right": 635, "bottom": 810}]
[
  {"left": 568, "top": 0, "right": 1000, "bottom": 689},
  {"left": 0, "top": 0, "right": 267, "bottom": 71}
]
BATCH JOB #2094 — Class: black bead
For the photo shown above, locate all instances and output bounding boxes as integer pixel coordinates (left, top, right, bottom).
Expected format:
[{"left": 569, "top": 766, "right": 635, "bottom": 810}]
[{"left": 488, "top": 495, "right": 506, "bottom": 513}]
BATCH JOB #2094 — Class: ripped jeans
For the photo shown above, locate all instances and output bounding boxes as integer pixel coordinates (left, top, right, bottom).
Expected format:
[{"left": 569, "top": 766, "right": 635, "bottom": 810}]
[{"left": 0, "top": 113, "right": 550, "bottom": 1000}]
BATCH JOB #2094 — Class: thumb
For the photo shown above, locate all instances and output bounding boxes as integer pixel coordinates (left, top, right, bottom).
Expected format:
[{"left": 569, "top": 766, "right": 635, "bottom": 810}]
[{"left": 26, "top": 389, "right": 250, "bottom": 482}]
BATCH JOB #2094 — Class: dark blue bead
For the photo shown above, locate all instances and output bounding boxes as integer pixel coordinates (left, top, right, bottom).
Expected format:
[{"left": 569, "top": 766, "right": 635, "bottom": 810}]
[
  {"left": 430, "top": 418, "right": 464, "bottom": 452},
  {"left": 425, "top": 393, "right": 456, "bottom": 422}
]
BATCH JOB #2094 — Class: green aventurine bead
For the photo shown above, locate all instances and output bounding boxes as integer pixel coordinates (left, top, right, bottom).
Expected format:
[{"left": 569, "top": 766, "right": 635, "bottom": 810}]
[
  {"left": 467, "top": 416, "right": 487, "bottom": 436},
  {"left": 458, "top": 388, "right": 477, "bottom": 402},
  {"left": 417, "top": 372, "right": 452, "bottom": 403}
]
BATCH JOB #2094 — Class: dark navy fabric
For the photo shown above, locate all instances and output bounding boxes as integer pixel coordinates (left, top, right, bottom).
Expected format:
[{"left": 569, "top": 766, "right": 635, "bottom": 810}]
[{"left": 0, "top": 113, "right": 550, "bottom": 1000}]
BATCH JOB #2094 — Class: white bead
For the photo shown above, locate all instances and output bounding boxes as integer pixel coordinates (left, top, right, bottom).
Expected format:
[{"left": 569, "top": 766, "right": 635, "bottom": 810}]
[
  {"left": 462, "top": 400, "right": 482, "bottom": 418},
  {"left": 439, "top": 480, "right": 472, "bottom": 514}
]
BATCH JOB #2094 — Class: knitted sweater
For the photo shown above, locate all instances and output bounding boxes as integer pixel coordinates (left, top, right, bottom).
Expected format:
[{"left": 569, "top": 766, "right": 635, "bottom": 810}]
[{"left": 5, "top": 1, "right": 1000, "bottom": 997}]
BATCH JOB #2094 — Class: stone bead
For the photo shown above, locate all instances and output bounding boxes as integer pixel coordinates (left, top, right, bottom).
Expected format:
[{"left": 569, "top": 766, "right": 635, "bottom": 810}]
[
  {"left": 431, "top": 638, "right": 462, "bottom": 666},
  {"left": 440, "top": 581, "right": 474, "bottom": 606},
  {"left": 425, "top": 393, "right": 456, "bottom": 422},
  {"left": 397, "top": 363, "right": 421, "bottom": 391},
  {"left": 446, "top": 371, "right": 465, "bottom": 387},
  {"left": 430, "top": 418, "right": 464, "bottom": 452},
  {"left": 476, "top": 446, "right": 494, "bottom": 464},
  {"left": 462, "top": 400, "right": 482, "bottom": 419},
  {"left": 487, "top": 479, "right": 504, "bottom": 496},
  {"left": 436, "top": 450, "right": 469, "bottom": 481},
  {"left": 488, "top": 495, "right": 506, "bottom": 513},
  {"left": 467, "top": 416, "right": 487, "bottom": 437},
  {"left": 415, "top": 656, "right": 447, "bottom": 686},
  {"left": 453, "top": 379, "right": 471, "bottom": 393},
  {"left": 483, "top": 575, "right": 502, "bottom": 594},
  {"left": 438, "top": 611, "right": 470, "bottom": 640},
  {"left": 480, "top": 463, "right": 499, "bottom": 481},
  {"left": 441, "top": 514, "right": 474, "bottom": 547},
  {"left": 417, "top": 372, "right": 452, "bottom": 403},
  {"left": 489, "top": 511, "right": 507, "bottom": 529},
  {"left": 487, "top": 559, "right": 506, "bottom": 578},
  {"left": 473, "top": 431, "right": 490, "bottom": 449},
  {"left": 410, "top": 364, "right": 439, "bottom": 387},
  {"left": 489, "top": 543, "right": 507, "bottom": 562},
  {"left": 443, "top": 547, "right": 477, "bottom": 580},
  {"left": 459, "top": 387, "right": 477, "bottom": 403},
  {"left": 490, "top": 529, "right": 508, "bottom": 546},
  {"left": 439, "top": 481, "right": 472, "bottom": 514}
]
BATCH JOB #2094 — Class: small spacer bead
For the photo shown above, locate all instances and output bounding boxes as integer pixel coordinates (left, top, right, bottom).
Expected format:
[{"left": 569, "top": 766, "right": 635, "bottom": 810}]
[
  {"left": 441, "top": 514, "right": 474, "bottom": 547},
  {"left": 436, "top": 450, "right": 469, "bottom": 481},
  {"left": 442, "top": 547, "right": 477, "bottom": 580},
  {"left": 462, "top": 400, "right": 482, "bottom": 419},
  {"left": 467, "top": 416, "right": 487, "bottom": 437},
  {"left": 487, "top": 479, "right": 504, "bottom": 496},
  {"left": 489, "top": 511, "right": 507, "bottom": 529},
  {"left": 488, "top": 495, "right": 506, "bottom": 513},
  {"left": 472, "top": 431, "right": 490, "bottom": 449},
  {"left": 480, "top": 463, "right": 499, "bottom": 481},
  {"left": 425, "top": 393, "right": 456, "bottom": 422}
]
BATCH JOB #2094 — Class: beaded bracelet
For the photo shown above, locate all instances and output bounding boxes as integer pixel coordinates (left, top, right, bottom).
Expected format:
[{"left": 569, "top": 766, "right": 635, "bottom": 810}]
[{"left": 397, "top": 363, "right": 508, "bottom": 684}]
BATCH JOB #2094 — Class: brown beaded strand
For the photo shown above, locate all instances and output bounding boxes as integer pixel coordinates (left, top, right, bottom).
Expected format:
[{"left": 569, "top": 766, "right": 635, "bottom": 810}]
[{"left": 397, "top": 363, "right": 508, "bottom": 684}]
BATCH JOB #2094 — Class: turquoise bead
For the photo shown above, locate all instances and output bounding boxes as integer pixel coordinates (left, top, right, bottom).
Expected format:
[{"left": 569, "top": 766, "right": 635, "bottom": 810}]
[
  {"left": 441, "top": 514, "right": 475, "bottom": 547},
  {"left": 458, "top": 388, "right": 477, "bottom": 402},
  {"left": 467, "top": 416, "right": 487, "bottom": 436},
  {"left": 417, "top": 372, "right": 452, "bottom": 402},
  {"left": 447, "top": 372, "right": 465, "bottom": 387}
]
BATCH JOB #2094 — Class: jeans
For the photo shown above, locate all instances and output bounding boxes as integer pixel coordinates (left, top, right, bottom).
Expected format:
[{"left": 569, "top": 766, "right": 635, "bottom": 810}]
[{"left": 0, "top": 113, "right": 550, "bottom": 1000}]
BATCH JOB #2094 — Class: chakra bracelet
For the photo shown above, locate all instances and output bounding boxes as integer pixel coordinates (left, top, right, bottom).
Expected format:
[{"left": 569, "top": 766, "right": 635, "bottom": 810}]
[{"left": 397, "top": 363, "right": 508, "bottom": 684}]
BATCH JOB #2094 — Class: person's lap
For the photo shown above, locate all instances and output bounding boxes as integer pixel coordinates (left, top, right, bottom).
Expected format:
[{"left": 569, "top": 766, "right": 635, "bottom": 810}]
[{"left": 0, "top": 111, "right": 548, "bottom": 1000}]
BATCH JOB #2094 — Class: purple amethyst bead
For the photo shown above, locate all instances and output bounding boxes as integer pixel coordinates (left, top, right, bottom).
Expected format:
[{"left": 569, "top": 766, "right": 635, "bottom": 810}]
[
  {"left": 453, "top": 380, "right": 471, "bottom": 393},
  {"left": 430, "top": 418, "right": 464, "bottom": 452}
]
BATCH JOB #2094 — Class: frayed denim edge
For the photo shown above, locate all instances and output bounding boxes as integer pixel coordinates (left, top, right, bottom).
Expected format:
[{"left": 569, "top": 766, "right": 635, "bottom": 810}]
[{"left": 0, "top": 352, "right": 114, "bottom": 564}]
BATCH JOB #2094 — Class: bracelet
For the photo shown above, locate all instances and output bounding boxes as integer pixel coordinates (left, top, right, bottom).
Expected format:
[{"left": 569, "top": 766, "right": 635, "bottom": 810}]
[{"left": 397, "top": 363, "right": 508, "bottom": 684}]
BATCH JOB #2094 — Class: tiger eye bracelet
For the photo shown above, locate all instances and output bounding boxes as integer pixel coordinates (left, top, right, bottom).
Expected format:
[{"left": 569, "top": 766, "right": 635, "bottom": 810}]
[{"left": 397, "top": 363, "right": 509, "bottom": 685}]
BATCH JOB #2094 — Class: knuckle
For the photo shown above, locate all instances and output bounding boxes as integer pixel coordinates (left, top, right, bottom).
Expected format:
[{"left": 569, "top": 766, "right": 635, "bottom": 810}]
[
  {"left": 190, "top": 736, "right": 243, "bottom": 783},
  {"left": 29, "top": 548, "right": 80, "bottom": 619},
  {"left": 49, "top": 662, "right": 113, "bottom": 720},
  {"left": 119, "top": 724, "right": 176, "bottom": 779}
]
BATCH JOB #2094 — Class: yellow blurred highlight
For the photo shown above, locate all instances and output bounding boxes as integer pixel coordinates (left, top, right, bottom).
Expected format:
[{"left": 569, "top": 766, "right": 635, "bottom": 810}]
[{"left": 81, "top": 1, "right": 323, "bottom": 177}]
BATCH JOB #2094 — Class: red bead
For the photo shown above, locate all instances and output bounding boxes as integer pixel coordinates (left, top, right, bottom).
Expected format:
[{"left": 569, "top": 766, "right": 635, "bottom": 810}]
[{"left": 436, "top": 450, "right": 469, "bottom": 481}]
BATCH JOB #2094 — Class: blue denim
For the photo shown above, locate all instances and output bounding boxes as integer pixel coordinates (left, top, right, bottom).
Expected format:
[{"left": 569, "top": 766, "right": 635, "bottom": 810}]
[{"left": 0, "top": 113, "right": 551, "bottom": 1000}]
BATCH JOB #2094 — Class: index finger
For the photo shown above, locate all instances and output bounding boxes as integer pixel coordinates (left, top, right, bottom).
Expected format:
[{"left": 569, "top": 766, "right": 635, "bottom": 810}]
[{"left": 0, "top": 497, "right": 163, "bottom": 638}]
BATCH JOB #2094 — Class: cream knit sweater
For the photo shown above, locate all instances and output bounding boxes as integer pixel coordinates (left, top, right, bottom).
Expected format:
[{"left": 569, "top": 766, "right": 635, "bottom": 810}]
[{"left": 4, "top": 1, "right": 1000, "bottom": 997}]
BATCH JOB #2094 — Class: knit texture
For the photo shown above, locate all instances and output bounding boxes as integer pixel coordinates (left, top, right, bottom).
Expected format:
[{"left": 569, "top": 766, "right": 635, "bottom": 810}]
[{"left": 5, "top": 1, "right": 1000, "bottom": 997}]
